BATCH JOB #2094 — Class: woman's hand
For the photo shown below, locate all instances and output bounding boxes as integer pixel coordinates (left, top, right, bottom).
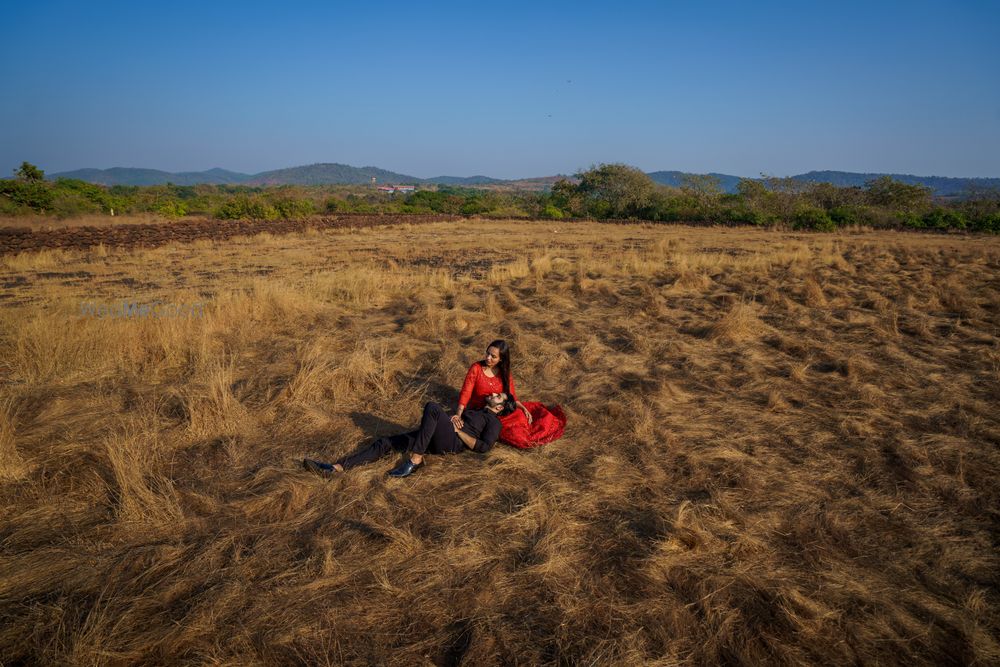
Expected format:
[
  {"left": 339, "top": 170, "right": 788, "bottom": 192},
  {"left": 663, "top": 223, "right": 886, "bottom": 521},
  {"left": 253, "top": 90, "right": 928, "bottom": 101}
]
[
  {"left": 520, "top": 405, "right": 532, "bottom": 424},
  {"left": 450, "top": 414, "right": 464, "bottom": 429}
]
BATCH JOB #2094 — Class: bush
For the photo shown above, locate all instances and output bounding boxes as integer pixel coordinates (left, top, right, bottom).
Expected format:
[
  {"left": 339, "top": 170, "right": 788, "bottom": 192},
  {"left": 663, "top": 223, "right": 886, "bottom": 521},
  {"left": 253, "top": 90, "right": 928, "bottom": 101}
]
[
  {"left": 922, "top": 209, "right": 966, "bottom": 230},
  {"left": 343, "top": 196, "right": 376, "bottom": 214},
  {"left": 541, "top": 204, "right": 564, "bottom": 219},
  {"left": 154, "top": 200, "right": 188, "bottom": 218},
  {"left": 0, "top": 177, "right": 134, "bottom": 217},
  {"left": 325, "top": 198, "right": 347, "bottom": 213},
  {"left": 898, "top": 212, "right": 924, "bottom": 229},
  {"left": 588, "top": 199, "right": 612, "bottom": 219},
  {"left": 480, "top": 204, "right": 531, "bottom": 219},
  {"left": 460, "top": 197, "right": 491, "bottom": 215},
  {"left": 720, "top": 206, "right": 766, "bottom": 226},
  {"left": 272, "top": 198, "right": 315, "bottom": 220},
  {"left": 50, "top": 192, "right": 103, "bottom": 218},
  {"left": 0, "top": 197, "right": 24, "bottom": 215},
  {"left": 0, "top": 179, "right": 53, "bottom": 211},
  {"left": 829, "top": 206, "right": 861, "bottom": 226},
  {"left": 215, "top": 195, "right": 278, "bottom": 221},
  {"left": 53, "top": 179, "right": 117, "bottom": 210},
  {"left": 969, "top": 212, "right": 1000, "bottom": 233},
  {"left": 644, "top": 191, "right": 708, "bottom": 223},
  {"left": 793, "top": 207, "right": 836, "bottom": 231},
  {"left": 401, "top": 190, "right": 464, "bottom": 214}
]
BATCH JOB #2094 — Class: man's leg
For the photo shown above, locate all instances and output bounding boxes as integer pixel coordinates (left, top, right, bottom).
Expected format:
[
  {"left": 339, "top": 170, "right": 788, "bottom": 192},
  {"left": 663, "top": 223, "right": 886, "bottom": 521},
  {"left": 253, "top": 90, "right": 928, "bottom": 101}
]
[
  {"left": 308, "top": 403, "right": 457, "bottom": 477},
  {"left": 407, "top": 402, "right": 459, "bottom": 464},
  {"left": 335, "top": 431, "right": 415, "bottom": 471}
]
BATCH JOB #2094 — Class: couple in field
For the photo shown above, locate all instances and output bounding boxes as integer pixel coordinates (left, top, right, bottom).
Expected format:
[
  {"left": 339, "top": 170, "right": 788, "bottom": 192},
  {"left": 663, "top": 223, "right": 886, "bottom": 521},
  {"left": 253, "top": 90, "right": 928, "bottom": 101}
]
[{"left": 303, "top": 339, "right": 566, "bottom": 478}]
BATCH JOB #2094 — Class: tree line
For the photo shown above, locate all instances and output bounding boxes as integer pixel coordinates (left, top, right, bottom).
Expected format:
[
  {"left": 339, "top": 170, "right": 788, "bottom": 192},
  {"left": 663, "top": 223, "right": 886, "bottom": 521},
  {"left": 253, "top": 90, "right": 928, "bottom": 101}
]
[
  {"left": 3, "top": 161, "right": 998, "bottom": 232},
  {"left": 550, "top": 164, "right": 999, "bottom": 232}
]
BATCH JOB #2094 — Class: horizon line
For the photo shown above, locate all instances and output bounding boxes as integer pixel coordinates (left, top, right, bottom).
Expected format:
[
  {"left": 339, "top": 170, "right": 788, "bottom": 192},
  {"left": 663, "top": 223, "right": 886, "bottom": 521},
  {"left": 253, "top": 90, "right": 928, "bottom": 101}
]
[{"left": 37, "top": 162, "right": 1000, "bottom": 182}]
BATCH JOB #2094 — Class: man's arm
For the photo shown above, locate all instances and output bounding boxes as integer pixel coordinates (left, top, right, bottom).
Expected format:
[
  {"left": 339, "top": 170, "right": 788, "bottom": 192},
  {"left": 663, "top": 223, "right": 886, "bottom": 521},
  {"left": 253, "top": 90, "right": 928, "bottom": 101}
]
[
  {"left": 455, "top": 415, "right": 500, "bottom": 453},
  {"left": 475, "top": 416, "right": 501, "bottom": 453},
  {"left": 455, "top": 428, "right": 479, "bottom": 450}
]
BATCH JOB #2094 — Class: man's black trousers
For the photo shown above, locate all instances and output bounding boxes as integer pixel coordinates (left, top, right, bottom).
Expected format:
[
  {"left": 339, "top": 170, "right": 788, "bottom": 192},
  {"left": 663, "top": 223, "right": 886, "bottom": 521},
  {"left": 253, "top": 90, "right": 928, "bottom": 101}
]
[{"left": 335, "top": 402, "right": 461, "bottom": 470}]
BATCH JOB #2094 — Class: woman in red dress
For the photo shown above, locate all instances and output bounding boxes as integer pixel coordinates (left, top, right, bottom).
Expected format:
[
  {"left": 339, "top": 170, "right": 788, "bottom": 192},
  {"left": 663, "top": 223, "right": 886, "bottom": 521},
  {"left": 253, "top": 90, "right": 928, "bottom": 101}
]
[{"left": 451, "top": 339, "right": 566, "bottom": 449}]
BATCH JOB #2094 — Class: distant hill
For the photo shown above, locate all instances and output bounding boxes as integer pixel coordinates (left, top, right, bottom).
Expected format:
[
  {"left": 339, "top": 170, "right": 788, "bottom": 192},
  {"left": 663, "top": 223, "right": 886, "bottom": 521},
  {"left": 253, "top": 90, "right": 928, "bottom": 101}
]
[
  {"left": 427, "top": 175, "right": 503, "bottom": 186},
  {"left": 647, "top": 171, "right": 744, "bottom": 193},
  {"left": 47, "top": 163, "right": 493, "bottom": 187},
  {"left": 249, "top": 163, "right": 420, "bottom": 186},
  {"left": 176, "top": 167, "right": 255, "bottom": 185},
  {"left": 51, "top": 167, "right": 253, "bottom": 186},
  {"left": 47, "top": 163, "right": 1000, "bottom": 197},
  {"left": 475, "top": 175, "right": 574, "bottom": 192},
  {"left": 649, "top": 170, "right": 1000, "bottom": 196},
  {"left": 789, "top": 171, "right": 1000, "bottom": 197}
]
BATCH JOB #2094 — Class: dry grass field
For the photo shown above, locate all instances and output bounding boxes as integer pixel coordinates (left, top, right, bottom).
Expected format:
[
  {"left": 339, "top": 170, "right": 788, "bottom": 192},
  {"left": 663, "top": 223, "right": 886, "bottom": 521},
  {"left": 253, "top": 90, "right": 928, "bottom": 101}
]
[{"left": 1, "top": 219, "right": 998, "bottom": 665}]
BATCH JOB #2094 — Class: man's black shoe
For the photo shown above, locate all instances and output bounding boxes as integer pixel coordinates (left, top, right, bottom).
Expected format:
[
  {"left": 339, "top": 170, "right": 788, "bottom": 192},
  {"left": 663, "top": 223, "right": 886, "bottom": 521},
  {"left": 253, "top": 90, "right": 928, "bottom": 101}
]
[
  {"left": 303, "top": 458, "right": 337, "bottom": 479},
  {"left": 388, "top": 459, "right": 422, "bottom": 478}
]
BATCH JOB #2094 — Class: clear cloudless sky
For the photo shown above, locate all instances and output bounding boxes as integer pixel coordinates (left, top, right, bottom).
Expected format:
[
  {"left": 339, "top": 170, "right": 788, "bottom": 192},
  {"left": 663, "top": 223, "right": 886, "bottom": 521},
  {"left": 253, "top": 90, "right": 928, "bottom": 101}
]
[{"left": 2, "top": 0, "right": 998, "bottom": 179}]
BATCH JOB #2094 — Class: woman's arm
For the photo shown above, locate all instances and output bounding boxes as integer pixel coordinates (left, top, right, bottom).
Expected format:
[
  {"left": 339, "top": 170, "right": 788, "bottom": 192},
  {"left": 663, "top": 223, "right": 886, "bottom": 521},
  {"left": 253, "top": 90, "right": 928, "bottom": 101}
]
[
  {"left": 508, "top": 375, "right": 531, "bottom": 423},
  {"left": 453, "top": 363, "right": 479, "bottom": 427},
  {"left": 457, "top": 364, "right": 479, "bottom": 412}
]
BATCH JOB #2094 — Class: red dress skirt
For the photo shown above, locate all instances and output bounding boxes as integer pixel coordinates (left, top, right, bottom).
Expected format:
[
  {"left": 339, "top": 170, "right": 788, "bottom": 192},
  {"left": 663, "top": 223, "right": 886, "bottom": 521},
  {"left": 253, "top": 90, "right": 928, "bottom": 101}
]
[
  {"left": 458, "top": 363, "right": 566, "bottom": 448},
  {"left": 498, "top": 402, "right": 567, "bottom": 449}
]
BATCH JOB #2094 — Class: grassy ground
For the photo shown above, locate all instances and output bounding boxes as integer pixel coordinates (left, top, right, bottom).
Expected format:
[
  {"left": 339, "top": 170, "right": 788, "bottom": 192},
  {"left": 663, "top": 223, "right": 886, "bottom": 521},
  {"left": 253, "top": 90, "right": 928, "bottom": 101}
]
[{"left": 1, "top": 220, "right": 998, "bottom": 665}]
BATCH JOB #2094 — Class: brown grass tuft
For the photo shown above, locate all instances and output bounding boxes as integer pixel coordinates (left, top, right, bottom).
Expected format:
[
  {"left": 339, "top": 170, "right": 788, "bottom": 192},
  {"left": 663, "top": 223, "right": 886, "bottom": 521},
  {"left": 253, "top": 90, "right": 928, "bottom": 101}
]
[
  {"left": 804, "top": 276, "right": 828, "bottom": 307},
  {"left": 710, "top": 301, "right": 769, "bottom": 343},
  {"left": 0, "top": 397, "right": 27, "bottom": 480}
]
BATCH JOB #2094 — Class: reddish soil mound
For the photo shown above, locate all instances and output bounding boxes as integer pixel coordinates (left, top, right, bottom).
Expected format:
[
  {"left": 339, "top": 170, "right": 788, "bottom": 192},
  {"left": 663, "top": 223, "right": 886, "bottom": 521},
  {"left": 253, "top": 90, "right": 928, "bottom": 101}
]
[{"left": 0, "top": 214, "right": 462, "bottom": 255}]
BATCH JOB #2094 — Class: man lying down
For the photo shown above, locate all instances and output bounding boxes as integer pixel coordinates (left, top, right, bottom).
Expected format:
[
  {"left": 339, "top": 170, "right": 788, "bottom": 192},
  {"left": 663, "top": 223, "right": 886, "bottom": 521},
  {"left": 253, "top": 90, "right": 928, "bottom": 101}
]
[{"left": 303, "top": 393, "right": 515, "bottom": 479}]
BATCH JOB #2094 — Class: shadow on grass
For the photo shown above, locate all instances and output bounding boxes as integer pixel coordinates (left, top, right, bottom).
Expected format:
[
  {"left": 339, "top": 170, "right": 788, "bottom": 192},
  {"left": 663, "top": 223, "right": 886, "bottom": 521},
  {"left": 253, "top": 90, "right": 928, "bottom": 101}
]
[{"left": 349, "top": 411, "right": 409, "bottom": 438}]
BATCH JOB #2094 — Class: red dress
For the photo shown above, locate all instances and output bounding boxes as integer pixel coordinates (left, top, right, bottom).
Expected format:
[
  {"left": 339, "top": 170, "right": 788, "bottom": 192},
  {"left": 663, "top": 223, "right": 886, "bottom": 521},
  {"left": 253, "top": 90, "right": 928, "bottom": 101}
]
[{"left": 457, "top": 362, "right": 566, "bottom": 449}]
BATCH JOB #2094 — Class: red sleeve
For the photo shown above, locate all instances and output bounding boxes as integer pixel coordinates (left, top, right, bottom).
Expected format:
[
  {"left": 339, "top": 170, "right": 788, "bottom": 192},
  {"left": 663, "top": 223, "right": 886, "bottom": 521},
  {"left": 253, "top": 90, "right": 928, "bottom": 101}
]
[
  {"left": 507, "top": 373, "right": 518, "bottom": 402},
  {"left": 458, "top": 363, "right": 480, "bottom": 408}
]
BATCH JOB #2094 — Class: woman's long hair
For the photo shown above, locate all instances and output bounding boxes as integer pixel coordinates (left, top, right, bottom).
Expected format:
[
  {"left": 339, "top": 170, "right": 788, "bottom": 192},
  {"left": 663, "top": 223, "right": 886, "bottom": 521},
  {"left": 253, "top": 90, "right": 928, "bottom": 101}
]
[{"left": 485, "top": 339, "right": 512, "bottom": 395}]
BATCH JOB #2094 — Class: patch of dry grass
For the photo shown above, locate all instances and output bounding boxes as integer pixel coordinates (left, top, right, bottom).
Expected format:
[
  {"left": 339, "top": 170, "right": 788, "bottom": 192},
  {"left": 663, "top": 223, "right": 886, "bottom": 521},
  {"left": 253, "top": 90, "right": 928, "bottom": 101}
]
[{"left": 1, "top": 220, "right": 999, "bottom": 665}]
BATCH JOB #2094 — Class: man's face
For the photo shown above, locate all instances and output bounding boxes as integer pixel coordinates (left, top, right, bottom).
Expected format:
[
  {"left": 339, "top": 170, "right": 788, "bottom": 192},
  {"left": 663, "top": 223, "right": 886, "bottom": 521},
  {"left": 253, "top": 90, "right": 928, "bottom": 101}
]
[{"left": 485, "top": 392, "right": 507, "bottom": 411}]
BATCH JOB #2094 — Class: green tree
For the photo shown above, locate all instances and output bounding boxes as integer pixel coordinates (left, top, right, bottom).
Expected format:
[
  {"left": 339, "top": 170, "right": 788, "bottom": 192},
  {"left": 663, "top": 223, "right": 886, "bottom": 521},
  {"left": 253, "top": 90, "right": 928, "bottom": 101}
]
[
  {"left": 736, "top": 178, "right": 768, "bottom": 203},
  {"left": 759, "top": 174, "right": 809, "bottom": 222},
  {"left": 680, "top": 173, "right": 722, "bottom": 199},
  {"left": 575, "top": 163, "right": 657, "bottom": 218},
  {"left": 678, "top": 173, "right": 722, "bottom": 219},
  {"left": 761, "top": 174, "right": 809, "bottom": 195},
  {"left": 864, "top": 176, "right": 931, "bottom": 211},
  {"left": 807, "top": 182, "right": 863, "bottom": 210},
  {"left": 550, "top": 178, "right": 583, "bottom": 216},
  {"left": 14, "top": 161, "right": 44, "bottom": 182}
]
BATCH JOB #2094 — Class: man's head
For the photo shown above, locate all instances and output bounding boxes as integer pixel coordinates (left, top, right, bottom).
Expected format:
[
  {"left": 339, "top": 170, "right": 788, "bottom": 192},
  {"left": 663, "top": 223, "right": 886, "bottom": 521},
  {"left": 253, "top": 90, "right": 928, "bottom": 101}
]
[{"left": 484, "top": 392, "right": 516, "bottom": 416}]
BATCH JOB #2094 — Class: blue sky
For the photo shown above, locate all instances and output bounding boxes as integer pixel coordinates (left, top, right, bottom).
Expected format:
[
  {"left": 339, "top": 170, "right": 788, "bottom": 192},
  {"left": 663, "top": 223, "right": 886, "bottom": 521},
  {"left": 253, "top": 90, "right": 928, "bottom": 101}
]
[{"left": 2, "top": 0, "right": 998, "bottom": 179}]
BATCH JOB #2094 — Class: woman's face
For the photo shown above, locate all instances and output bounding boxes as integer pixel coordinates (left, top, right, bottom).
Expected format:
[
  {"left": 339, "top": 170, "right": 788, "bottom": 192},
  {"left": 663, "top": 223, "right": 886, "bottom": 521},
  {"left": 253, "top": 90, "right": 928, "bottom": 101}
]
[{"left": 485, "top": 346, "right": 501, "bottom": 368}]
